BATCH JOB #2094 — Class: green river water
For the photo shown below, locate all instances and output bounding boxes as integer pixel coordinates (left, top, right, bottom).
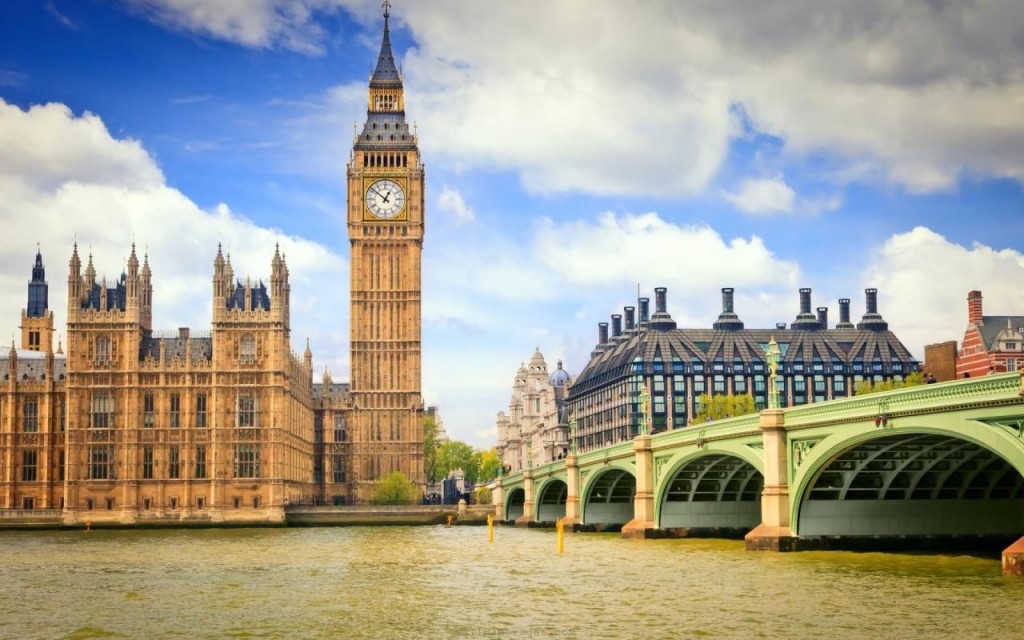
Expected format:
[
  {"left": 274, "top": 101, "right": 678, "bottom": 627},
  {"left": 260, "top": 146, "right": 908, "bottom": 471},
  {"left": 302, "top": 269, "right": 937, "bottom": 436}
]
[{"left": 1, "top": 526, "right": 1022, "bottom": 639}]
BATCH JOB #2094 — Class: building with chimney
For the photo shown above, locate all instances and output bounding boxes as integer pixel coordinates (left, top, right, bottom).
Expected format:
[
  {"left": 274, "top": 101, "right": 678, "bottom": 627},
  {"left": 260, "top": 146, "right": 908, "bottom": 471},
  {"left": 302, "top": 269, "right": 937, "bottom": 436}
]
[
  {"left": 568, "top": 286, "right": 918, "bottom": 452},
  {"left": 957, "top": 290, "right": 1024, "bottom": 378},
  {"left": 495, "top": 350, "right": 573, "bottom": 472}
]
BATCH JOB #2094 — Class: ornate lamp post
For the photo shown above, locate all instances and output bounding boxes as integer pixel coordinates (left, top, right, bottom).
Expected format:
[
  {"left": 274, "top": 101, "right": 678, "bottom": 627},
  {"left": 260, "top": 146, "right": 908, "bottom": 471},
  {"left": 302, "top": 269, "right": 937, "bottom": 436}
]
[
  {"left": 637, "top": 384, "right": 650, "bottom": 436},
  {"left": 569, "top": 419, "right": 578, "bottom": 455},
  {"left": 765, "top": 336, "right": 782, "bottom": 410},
  {"left": 525, "top": 437, "right": 533, "bottom": 469}
]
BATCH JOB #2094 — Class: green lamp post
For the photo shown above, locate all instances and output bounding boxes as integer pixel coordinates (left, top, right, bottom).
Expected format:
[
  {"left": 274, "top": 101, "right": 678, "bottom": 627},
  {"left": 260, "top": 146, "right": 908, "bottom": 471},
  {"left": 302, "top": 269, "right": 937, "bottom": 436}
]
[{"left": 766, "top": 336, "right": 782, "bottom": 410}]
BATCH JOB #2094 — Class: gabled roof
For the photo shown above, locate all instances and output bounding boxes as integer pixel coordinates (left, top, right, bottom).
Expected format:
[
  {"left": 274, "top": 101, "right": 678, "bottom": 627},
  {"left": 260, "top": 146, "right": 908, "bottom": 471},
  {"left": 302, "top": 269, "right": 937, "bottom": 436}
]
[{"left": 977, "top": 316, "right": 1024, "bottom": 351}]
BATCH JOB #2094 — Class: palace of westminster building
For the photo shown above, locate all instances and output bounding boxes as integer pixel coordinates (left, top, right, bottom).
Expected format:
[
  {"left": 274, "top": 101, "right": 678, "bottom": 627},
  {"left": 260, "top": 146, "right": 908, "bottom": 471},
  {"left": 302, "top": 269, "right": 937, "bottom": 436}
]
[{"left": 0, "top": 7, "right": 424, "bottom": 523}]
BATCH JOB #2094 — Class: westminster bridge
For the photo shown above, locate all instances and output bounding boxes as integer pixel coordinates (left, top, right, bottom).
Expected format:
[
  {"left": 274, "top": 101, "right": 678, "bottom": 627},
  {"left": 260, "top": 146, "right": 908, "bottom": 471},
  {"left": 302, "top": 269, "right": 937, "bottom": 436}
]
[{"left": 493, "top": 372, "right": 1024, "bottom": 575}]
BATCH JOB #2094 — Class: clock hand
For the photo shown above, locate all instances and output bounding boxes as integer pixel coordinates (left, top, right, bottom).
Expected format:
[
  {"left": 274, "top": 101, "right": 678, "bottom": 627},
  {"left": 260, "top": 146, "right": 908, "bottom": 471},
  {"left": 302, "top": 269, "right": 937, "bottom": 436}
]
[{"left": 382, "top": 192, "right": 391, "bottom": 203}]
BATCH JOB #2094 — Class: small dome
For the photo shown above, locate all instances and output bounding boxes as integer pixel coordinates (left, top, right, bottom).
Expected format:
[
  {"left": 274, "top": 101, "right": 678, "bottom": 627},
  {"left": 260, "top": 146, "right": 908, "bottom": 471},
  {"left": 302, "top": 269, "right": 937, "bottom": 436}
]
[{"left": 549, "top": 360, "right": 571, "bottom": 387}]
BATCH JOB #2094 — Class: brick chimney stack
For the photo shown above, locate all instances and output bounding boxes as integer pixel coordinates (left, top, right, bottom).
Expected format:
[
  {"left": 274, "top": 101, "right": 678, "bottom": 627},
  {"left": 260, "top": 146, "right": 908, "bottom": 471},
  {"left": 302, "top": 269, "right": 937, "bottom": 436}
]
[{"left": 967, "top": 290, "right": 983, "bottom": 325}]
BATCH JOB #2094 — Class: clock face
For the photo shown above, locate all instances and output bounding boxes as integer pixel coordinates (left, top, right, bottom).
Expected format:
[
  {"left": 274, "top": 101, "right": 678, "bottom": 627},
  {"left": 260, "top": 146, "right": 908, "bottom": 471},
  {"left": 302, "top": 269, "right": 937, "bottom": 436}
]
[{"left": 365, "top": 179, "right": 406, "bottom": 220}]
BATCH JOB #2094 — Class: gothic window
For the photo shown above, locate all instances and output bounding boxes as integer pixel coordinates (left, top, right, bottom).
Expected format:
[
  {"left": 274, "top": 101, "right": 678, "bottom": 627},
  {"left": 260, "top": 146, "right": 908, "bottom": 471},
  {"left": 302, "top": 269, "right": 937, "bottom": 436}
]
[
  {"left": 143, "top": 393, "right": 155, "bottom": 428},
  {"left": 195, "top": 446, "right": 207, "bottom": 479},
  {"left": 195, "top": 393, "right": 207, "bottom": 428},
  {"left": 21, "top": 450, "right": 38, "bottom": 481},
  {"left": 96, "top": 335, "right": 110, "bottom": 363},
  {"left": 90, "top": 391, "right": 114, "bottom": 428},
  {"left": 334, "top": 415, "right": 346, "bottom": 442},
  {"left": 142, "top": 447, "right": 154, "bottom": 479},
  {"left": 237, "top": 394, "right": 258, "bottom": 428},
  {"left": 169, "top": 393, "right": 181, "bottom": 428},
  {"left": 333, "top": 455, "right": 346, "bottom": 483},
  {"left": 240, "top": 334, "right": 256, "bottom": 364},
  {"left": 22, "top": 398, "right": 38, "bottom": 433},
  {"left": 168, "top": 446, "right": 181, "bottom": 479},
  {"left": 235, "top": 445, "right": 260, "bottom": 478},
  {"left": 88, "top": 445, "right": 115, "bottom": 480}
]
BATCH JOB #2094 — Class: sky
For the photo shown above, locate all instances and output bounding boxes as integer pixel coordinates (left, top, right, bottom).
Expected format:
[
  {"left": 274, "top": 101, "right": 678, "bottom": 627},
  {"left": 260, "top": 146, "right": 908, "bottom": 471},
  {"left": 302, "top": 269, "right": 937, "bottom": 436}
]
[{"left": 1, "top": 0, "right": 1023, "bottom": 448}]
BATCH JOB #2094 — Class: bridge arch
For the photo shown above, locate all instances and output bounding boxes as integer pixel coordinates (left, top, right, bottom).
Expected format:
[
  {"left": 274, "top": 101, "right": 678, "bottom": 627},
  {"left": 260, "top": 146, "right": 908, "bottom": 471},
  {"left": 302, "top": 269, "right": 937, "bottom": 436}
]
[
  {"left": 656, "top": 447, "right": 765, "bottom": 532},
  {"left": 504, "top": 487, "right": 525, "bottom": 522},
  {"left": 535, "top": 478, "right": 568, "bottom": 523},
  {"left": 792, "top": 419, "right": 1024, "bottom": 539},
  {"left": 581, "top": 466, "right": 636, "bottom": 526}
]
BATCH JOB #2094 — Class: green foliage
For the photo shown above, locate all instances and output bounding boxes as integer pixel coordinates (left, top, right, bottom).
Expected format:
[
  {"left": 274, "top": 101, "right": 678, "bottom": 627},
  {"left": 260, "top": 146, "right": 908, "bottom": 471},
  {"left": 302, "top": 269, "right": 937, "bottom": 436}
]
[
  {"left": 423, "top": 415, "right": 440, "bottom": 483},
  {"left": 435, "top": 440, "right": 479, "bottom": 485},
  {"left": 473, "top": 487, "right": 493, "bottom": 505},
  {"left": 371, "top": 471, "right": 418, "bottom": 505},
  {"left": 476, "top": 448, "right": 501, "bottom": 482},
  {"left": 693, "top": 393, "right": 757, "bottom": 422},
  {"left": 854, "top": 371, "right": 927, "bottom": 396}
]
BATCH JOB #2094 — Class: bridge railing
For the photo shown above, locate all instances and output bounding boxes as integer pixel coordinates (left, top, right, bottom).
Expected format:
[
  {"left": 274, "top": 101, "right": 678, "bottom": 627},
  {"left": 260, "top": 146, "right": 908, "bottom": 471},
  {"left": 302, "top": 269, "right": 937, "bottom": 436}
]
[{"left": 784, "top": 371, "right": 1024, "bottom": 428}]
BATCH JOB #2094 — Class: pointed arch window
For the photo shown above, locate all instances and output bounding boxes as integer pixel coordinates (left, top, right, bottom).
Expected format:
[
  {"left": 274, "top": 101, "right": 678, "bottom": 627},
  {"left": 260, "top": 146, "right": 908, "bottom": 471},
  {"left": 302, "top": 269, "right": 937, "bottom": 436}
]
[
  {"left": 96, "top": 335, "right": 110, "bottom": 363},
  {"left": 240, "top": 334, "right": 256, "bottom": 365}
]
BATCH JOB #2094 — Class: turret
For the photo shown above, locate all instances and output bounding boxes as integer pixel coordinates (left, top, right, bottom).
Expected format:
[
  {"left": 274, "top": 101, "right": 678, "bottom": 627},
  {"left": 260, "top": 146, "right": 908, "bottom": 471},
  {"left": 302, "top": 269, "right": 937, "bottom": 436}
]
[
  {"left": 68, "top": 243, "right": 82, "bottom": 302},
  {"left": 304, "top": 338, "right": 313, "bottom": 372}
]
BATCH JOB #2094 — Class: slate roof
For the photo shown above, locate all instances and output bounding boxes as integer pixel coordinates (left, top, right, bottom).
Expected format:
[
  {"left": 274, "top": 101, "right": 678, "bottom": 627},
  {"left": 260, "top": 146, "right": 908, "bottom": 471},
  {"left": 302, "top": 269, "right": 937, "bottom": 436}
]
[
  {"left": 313, "top": 382, "right": 351, "bottom": 404},
  {"left": 139, "top": 336, "right": 213, "bottom": 363},
  {"left": 978, "top": 316, "right": 1024, "bottom": 350},
  {"left": 570, "top": 324, "right": 918, "bottom": 397},
  {"left": 0, "top": 351, "right": 67, "bottom": 382}
]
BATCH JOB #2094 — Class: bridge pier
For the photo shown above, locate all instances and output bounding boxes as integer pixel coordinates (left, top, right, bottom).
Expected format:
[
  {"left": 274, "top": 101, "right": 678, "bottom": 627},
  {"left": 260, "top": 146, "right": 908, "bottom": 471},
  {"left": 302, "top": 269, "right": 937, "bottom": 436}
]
[
  {"left": 622, "top": 435, "right": 657, "bottom": 539},
  {"left": 745, "top": 408, "right": 800, "bottom": 551},
  {"left": 561, "top": 453, "right": 581, "bottom": 528},
  {"left": 1003, "top": 536, "right": 1024, "bottom": 576},
  {"left": 492, "top": 478, "right": 504, "bottom": 522},
  {"left": 514, "top": 469, "right": 535, "bottom": 526}
]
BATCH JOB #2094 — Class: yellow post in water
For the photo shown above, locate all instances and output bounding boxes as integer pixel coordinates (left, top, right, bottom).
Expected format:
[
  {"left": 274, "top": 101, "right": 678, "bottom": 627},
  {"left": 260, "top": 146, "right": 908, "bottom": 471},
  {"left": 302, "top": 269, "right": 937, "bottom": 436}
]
[
  {"left": 487, "top": 513, "right": 494, "bottom": 544},
  {"left": 447, "top": 514, "right": 453, "bottom": 528},
  {"left": 556, "top": 518, "right": 564, "bottom": 556}
]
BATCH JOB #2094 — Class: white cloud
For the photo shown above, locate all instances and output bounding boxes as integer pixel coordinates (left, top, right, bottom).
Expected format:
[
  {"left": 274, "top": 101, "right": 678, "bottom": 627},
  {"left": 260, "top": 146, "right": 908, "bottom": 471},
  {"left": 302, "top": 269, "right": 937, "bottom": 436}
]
[
  {"left": 395, "top": 2, "right": 1024, "bottom": 196},
  {"left": 0, "top": 98, "right": 347, "bottom": 375},
  {"left": 122, "top": 0, "right": 359, "bottom": 55},
  {"left": 436, "top": 186, "right": 475, "bottom": 225},
  {"left": 722, "top": 177, "right": 796, "bottom": 214},
  {"left": 116, "top": 1, "right": 1024, "bottom": 196},
  {"left": 861, "top": 226, "right": 1024, "bottom": 360}
]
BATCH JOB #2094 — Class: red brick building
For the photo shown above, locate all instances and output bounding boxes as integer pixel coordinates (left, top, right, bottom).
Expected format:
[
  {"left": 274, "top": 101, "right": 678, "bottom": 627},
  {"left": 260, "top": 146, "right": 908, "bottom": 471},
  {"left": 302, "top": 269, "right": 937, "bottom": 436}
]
[{"left": 956, "top": 291, "right": 1024, "bottom": 378}]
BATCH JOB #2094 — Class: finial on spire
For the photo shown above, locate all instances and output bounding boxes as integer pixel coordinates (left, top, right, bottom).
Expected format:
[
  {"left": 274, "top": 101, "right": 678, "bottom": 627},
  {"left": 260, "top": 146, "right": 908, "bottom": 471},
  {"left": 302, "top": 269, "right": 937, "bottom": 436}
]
[{"left": 382, "top": 0, "right": 391, "bottom": 19}]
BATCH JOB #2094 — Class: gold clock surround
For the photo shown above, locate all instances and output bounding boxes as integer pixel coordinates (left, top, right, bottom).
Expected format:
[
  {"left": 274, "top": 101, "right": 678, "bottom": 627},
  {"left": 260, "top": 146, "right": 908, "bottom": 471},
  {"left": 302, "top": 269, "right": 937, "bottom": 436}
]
[{"left": 362, "top": 176, "right": 409, "bottom": 221}]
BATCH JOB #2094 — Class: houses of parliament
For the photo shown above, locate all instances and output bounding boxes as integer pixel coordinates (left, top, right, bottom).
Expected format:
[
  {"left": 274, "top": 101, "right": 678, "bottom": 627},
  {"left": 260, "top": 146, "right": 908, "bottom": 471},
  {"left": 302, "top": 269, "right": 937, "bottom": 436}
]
[{"left": 0, "top": 6, "right": 425, "bottom": 523}]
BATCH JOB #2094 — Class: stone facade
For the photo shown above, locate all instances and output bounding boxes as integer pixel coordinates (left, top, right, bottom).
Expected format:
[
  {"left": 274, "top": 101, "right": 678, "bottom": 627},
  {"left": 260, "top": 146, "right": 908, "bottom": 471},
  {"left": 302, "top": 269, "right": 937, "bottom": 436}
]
[
  {"left": 496, "top": 350, "right": 572, "bottom": 472},
  {"left": 344, "top": 5, "right": 426, "bottom": 502},
  {"left": 1, "top": 8, "right": 428, "bottom": 517}
]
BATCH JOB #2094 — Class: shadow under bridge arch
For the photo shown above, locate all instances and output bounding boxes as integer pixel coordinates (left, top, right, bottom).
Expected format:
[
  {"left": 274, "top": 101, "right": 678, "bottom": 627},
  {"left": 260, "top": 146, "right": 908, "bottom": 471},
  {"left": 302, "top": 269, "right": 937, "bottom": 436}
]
[
  {"left": 797, "top": 432, "right": 1024, "bottom": 540},
  {"left": 659, "top": 454, "right": 763, "bottom": 534},
  {"left": 583, "top": 468, "right": 636, "bottom": 527},
  {"left": 505, "top": 488, "right": 525, "bottom": 522},
  {"left": 536, "top": 479, "right": 567, "bottom": 523}
]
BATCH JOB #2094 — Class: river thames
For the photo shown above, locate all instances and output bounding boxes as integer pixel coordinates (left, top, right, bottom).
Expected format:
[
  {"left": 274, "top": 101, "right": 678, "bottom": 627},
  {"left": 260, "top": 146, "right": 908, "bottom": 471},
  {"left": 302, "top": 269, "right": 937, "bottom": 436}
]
[{"left": 2, "top": 526, "right": 1022, "bottom": 639}]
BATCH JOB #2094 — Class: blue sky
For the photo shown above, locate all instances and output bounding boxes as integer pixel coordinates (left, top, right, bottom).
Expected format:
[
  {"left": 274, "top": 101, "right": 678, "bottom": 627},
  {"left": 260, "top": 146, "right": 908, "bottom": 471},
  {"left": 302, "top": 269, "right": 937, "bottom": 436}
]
[{"left": 2, "top": 1, "right": 1023, "bottom": 447}]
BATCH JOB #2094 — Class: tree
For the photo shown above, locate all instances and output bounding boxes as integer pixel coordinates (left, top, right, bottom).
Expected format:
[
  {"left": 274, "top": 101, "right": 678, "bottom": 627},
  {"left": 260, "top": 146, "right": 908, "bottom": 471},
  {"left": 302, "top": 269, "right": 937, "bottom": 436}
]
[
  {"left": 423, "top": 414, "right": 440, "bottom": 483},
  {"left": 855, "top": 371, "right": 926, "bottom": 396},
  {"left": 372, "top": 471, "right": 418, "bottom": 505},
  {"left": 693, "top": 393, "right": 756, "bottom": 423},
  {"left": 435, "top": 440, "right": 477, "bottom": 484},
  {"left": 476, "top": 447, "right": 502, "bottom": 482}
]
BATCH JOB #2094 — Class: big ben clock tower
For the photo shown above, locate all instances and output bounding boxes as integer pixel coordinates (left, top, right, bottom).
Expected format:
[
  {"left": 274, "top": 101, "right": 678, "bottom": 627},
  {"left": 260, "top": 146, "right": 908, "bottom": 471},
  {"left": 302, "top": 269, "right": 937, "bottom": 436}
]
[{"left": 347, "top": 1, "right": 425, "bottom": 501}]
